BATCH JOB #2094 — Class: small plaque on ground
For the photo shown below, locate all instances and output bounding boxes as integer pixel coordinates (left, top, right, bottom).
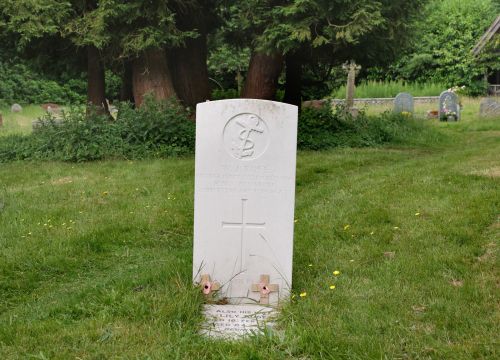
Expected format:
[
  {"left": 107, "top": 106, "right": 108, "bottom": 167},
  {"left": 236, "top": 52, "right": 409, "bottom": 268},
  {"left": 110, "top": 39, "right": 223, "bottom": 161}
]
[{"left": 201, "top": 304, "right": 277, "bottom": 339}]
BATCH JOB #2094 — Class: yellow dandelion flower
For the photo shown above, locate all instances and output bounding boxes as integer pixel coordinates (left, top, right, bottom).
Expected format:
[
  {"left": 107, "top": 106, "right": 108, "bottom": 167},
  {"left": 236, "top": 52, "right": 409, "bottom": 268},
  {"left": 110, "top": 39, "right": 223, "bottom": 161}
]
[
  {"left": 329, "top": 285, "right": 336, "bottom": 290},
  {"left": 333, "top": 270, "right": 341, "bottom": 276},
  {"left": 299, "top": 292, "right": 307, "bottom": 297},
  {"left": 344, "top": 224, "right": 350, "bottom": 230},
  {"left": 415, "top": 212, "right": 420, "bottom": 216}
]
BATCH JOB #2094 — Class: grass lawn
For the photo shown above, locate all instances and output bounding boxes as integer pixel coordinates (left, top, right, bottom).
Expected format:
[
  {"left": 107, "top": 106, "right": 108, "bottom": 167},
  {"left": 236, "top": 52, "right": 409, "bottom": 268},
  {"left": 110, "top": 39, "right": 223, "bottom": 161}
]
[
  {"left": 0, "top": 106, "right": 45, "bottom": 137},
  {"left": 363, "top": 97, "right": 481, "bottom": 119},
  {"left": 0, "top": 111, "right": 499, "bottom": 359}
]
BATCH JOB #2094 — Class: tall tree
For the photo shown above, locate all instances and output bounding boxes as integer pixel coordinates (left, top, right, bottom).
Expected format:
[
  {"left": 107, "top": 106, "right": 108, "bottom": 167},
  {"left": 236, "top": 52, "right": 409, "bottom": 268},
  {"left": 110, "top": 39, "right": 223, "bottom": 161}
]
[
  {"left": 1, "top": 0, "right": 112, "bottom": 115},
  {"left": 168, "top": 1, "right": 216, "bottom": 109}
]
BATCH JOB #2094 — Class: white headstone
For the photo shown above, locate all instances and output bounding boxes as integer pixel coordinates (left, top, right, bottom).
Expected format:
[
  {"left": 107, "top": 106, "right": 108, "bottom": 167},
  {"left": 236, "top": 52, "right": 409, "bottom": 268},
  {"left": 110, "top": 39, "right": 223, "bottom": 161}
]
[
  {"left": 11, "top": 104, "right": 22, "bottom": 113},
  {"left": 193, "top": 99, "right": 298, "bottom": 337}
]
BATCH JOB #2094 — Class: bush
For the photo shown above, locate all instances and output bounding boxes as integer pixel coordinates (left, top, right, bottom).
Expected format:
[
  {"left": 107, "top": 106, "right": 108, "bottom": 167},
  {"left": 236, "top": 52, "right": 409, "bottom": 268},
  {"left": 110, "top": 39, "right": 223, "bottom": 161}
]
[
  {"left": 298, "top": 104, "right": 441, "bottom": 150},
  {"left": 0, "top": 97, "right": 195, "bottom": 162},
  {"left": 0, "top": 99, "right": 440, "bottom": 163},
  {"left": 0, "top": 61, "right": 85, "bottom": 107}
]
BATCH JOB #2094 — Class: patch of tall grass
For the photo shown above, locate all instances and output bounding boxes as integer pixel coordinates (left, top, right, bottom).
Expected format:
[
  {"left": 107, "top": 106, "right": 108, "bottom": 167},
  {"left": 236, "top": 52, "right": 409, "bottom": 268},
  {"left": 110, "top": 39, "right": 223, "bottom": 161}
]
[{"left": 332, "top": 80, "right": 447, "bottom": 99}]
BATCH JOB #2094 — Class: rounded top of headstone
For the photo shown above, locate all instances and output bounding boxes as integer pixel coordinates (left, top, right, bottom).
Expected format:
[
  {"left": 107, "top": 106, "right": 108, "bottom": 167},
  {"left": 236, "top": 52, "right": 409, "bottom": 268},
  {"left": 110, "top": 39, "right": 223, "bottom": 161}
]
[
  {"left": 395, "top": 92, "right": 413, "bottom": 99},
  {"left": 439, "top": 90, "right": 458, "bottom": 100},
  {"left": 11, "top": 104, "right": 22, "bottom": 113}
]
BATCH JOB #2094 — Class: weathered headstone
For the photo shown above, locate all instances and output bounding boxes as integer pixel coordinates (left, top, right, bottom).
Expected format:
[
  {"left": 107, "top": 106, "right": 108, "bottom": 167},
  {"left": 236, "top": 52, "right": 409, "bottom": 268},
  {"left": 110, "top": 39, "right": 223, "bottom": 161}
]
[
  {"left": 11, "top": 104, "right": 22, "bottom": 113},
  {"left": 480, "top": 97, "right": 500, "bottom": 118},
  {"left": 439, "top": 91, "right": 460, "bottom": 121},
  {"left": 193, "top": 99, "right": 298, "bottom": 338},
  {"left": 342, "top": 61, "right": 361, "bottom": 116},
  {"left": 394, "top": 92, "right": 414, "bottom": 114}
]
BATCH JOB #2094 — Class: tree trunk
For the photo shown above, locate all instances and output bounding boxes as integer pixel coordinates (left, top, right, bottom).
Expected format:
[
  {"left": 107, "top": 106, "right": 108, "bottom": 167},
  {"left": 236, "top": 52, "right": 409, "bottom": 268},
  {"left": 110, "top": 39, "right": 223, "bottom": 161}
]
[
  {"left": 284, "top": 52, "right": 302, "bottom": 109},
  {"left": 86, "top": 45, "right": 110, "bottom": 116},
  {"left": 119, "top": 61, "right": 134, "bottom": 104},
  {"left": 132, "top": 48, "right": 177, "bottom": 107},
  {"left": 170, "top": 34, "right": 210, "bottom": 109},
  {"left": 242, "top": 51, "right": 284, "bottom": 100}
]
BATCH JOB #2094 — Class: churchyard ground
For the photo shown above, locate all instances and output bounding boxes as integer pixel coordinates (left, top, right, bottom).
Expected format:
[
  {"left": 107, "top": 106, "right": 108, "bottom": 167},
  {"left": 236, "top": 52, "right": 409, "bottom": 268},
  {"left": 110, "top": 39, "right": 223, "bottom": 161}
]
[{"left": 0, "top": 111, "right": 499, "bottom": 359}]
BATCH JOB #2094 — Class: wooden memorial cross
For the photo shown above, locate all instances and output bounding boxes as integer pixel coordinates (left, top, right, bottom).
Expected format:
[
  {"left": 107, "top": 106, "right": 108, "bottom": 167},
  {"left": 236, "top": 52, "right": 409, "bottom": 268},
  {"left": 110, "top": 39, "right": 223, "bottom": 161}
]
[
  {"left": 200, "top": 274, "right": 220, "bottom": 298},
  {"left": 251, "top": 275, "right": 279, "bottom": 305}
]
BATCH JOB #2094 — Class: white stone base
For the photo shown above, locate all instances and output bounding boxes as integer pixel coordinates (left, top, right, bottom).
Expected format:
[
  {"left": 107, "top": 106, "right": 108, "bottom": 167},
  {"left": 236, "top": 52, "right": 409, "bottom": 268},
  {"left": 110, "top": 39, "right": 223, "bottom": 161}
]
[{"left": 201, "top": 304, "right": 277, "bottom": 339}]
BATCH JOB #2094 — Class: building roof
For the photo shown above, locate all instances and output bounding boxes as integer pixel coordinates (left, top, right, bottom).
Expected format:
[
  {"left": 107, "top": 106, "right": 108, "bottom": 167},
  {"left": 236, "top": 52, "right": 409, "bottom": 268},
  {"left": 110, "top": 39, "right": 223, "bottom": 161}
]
[{"left": 473, "top": 15, "right": 500, "bottom": 55}]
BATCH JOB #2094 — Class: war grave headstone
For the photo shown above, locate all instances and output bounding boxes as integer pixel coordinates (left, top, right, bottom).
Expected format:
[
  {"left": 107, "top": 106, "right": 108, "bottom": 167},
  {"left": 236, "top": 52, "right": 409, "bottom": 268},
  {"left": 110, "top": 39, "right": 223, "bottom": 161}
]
[
  {"left": 193, "top": 99, "right": 298, "bottom": 339},
  {"left": 394, "top": 92, "right": 414, "bottom": 114},
  {"left": 480, "top": 97, "right": 500, "bottom": 118},
  {"left": 439, "top": 91, "right": 460, "bottom": 121}
]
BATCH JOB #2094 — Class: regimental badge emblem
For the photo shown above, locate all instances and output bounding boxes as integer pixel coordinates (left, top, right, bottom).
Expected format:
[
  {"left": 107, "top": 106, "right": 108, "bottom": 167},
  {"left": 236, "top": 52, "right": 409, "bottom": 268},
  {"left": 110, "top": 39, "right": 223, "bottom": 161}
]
[{"left": 223, "top": 113, "right": 270, "bottom": 160}]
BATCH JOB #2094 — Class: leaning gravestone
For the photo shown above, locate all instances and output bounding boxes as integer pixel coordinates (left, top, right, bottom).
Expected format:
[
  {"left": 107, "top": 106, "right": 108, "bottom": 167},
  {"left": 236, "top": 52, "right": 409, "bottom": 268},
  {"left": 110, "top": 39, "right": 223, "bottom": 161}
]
[
  {"left": 439, "top": 91, "right": 460, "bottom": 121},
  {"left": 480, "top": 98, "right": 500, "bottom": 118},
  {"left": 394, "top": 92, "right": 414, "bottom": 114},
  {"left": 193, "top": 99, "right": 298, "bottom": 338},
  {"left": 11, "top": 104, "right": 22, "bottom": 113}
]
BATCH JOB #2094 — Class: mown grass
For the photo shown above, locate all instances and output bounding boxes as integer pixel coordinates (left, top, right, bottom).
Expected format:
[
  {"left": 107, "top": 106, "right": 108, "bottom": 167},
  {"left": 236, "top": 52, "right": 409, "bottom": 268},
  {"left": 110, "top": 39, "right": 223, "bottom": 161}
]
[
  {"left": 363, "top": 97, "right": 482, "bottom": 119},
  {"left": 332, "top": 80, "right": 447, "bottom": 99},
  {"left": 0, "top": 113, "right": 499, "bottom": 359},
  {"left": 0, "top": 106, "right": 45, "bottom": 137}
]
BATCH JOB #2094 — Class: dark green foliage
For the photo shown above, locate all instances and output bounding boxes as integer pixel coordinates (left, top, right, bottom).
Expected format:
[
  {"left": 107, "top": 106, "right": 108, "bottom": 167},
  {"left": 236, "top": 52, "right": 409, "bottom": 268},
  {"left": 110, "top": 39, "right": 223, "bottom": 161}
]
[
  {"left": 0, "top": 61, "right": 85, "bottom": 106},
  {"left": 392, "top": 0, "right": 498, "bottom": 94},
  {"left": 0, "top": 98, "right": 195, "bottom": 162},
  {"left": 298, "top": 104, "right": 441, "bottom": 150},
  {"left": 0, "top": 99, "right": 441, "bottom": 163}
]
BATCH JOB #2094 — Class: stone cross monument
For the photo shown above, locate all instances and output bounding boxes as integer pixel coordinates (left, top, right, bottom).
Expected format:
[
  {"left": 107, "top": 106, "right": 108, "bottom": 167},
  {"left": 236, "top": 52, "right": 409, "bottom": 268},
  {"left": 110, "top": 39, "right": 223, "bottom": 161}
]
[{"left": 342, "top": 61, "right": 361, "bottom": 115}]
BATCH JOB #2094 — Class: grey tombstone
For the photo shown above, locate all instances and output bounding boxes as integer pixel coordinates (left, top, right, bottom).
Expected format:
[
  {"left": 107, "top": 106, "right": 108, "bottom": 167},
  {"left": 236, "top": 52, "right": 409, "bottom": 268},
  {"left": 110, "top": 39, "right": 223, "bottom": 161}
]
[
  {"left": 439, "top": 91, "right": 460, "bottom": 121},
  {"left": 11, "top": 104, "right": 22, "bottom": 113},
  {"left": 193, "top": 99, "right": 298, "bottom": 338},
  {"left": 394, "top": 92, "right": 414, "bottom": 114},
  {"left": 480, "top": 98, "right": 500, "bottom": 118}
]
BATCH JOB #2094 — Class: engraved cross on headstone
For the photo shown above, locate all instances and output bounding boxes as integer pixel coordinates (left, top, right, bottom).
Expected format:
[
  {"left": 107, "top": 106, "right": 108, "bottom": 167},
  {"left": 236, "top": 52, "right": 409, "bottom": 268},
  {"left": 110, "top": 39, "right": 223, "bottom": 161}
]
[{"left": 222, "top": 198, "right": 266, "bottom": 272}]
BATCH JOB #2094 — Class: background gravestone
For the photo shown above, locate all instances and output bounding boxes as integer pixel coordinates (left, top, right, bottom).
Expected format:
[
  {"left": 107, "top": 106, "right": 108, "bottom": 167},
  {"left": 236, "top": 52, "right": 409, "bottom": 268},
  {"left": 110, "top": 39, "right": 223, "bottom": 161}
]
[
  {"left": 394, "top": 92, "right": 414, "bottom": 114},
  {"left": 194, "top": 99, "right": 298, "bottom": 338},
  {"left": 480, "top": 98, "right": 500, "bottom": 118},
  {"left": 11, "top": 104, "right": 22, "bottom": 113},
  {"left": 439, "top": 91, "right": 460, "bottom": 121}
]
